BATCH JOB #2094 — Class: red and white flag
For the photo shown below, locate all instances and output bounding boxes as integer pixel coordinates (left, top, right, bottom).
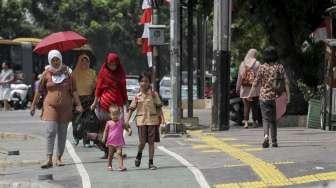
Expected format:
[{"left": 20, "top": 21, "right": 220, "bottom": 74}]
[
  {"left": 310, "top": 16, "right": 332, "bottom": 42},
  {"left": 142, "top": 0, "right": 152, "bottom": 9},
  {"left": 140, "top": 0, "right": 153, "bottom": 68},
  {"left": 139, "top": 8, "right": 152, "bottom": 25}
]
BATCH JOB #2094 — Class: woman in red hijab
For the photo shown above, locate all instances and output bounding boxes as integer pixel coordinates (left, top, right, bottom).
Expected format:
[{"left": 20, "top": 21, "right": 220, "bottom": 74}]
[
  {"left": 89, "top": 52, "right": 128, "bottom": 158},
  {"left": 91, "top": 53, "right": 127, "bottom": 115}
]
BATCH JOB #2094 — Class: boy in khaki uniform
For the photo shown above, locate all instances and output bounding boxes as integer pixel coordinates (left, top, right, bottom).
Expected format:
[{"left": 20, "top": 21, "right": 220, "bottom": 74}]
[{"left": 125, "top": 72, "right": 165, "bottom": 170}]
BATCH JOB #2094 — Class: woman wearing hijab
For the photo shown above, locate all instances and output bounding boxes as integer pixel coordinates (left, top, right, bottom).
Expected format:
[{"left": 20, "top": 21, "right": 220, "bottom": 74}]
[
  {"left": 236, "top": 49, "right": 261, "bottom": 128},
  {"left": 0, "top": 61, "right": 15, "bottom": 111},
  {"left": 72, "top": 53, "right": 97, "bottom": 147},
  {"left": 89, "top": 52, "right": 127, "bottom": 158},
  {"left": 30, "top": 49, "right": 83, "bottom": 168}
]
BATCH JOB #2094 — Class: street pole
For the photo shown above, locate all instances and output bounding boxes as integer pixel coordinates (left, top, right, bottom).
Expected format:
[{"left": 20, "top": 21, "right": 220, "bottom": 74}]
[
  {"left": 170, "top": 0, "right": 182, "bottom": 128},
  {"left": 211, "top": 0, "right": 231, "bottom": 131},
  {"left": 197, "top": 2, "right": 206, "bottom": 99},
  {"left": 197, "top": 7, "right": 205, "bottom": 99},
  {"left": 152, "top": 1, "right": 160, "bottom": 92},
  {"left": 187, "top": 0, "right": 194, "bottom": 117}
]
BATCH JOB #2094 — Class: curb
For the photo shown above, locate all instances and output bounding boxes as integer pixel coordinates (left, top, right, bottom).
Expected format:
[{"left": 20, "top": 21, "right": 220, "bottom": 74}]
[
  {"left": 0, "top": 132, "right": 37, "bottom": 141},
  {"left": 0, "top": 181, "right": 63, "bottom": 188},
  {"left": 0, "top": 160, "right": 42, "bottom": 168}
]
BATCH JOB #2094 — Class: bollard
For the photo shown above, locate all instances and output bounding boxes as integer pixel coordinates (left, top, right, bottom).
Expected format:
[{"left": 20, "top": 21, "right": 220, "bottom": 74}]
[
  {"left": 38, "top": 174, "right": 53, "bottom": 181},
  {"left": 7, "top": 150, "right": 20, "bottom": 155}
]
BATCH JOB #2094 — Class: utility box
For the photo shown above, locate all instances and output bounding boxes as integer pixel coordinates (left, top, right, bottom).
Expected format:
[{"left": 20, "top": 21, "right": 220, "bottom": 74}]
[
  {"left": 321, "top": 39, "right": 336, "bottom": 130},
  {"left": 148, "top": 25, "right": 166, "bottom": 46}
]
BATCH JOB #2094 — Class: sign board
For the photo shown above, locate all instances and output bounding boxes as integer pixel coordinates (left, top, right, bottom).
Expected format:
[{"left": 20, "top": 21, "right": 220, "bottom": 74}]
[{"left": 148, "top": 25, "right": 166, "bottom": 46}]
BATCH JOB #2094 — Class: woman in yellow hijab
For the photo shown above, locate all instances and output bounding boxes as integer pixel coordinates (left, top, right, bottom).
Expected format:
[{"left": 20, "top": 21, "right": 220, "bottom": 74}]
[{"left": 72, "top": 53, "right": 97, "bottom": 147}]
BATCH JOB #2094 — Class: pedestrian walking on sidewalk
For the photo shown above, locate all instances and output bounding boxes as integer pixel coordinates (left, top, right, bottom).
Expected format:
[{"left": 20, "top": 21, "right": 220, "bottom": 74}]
[
  {"left": 0, "top": 61, "right": 15, "bottom": 111},
  {"left": 102, "top": 105, "right": 132, "bottom": 171},
  {"left": 125, "top": 71, "right": 165, "bottom": 170},
  {"left": 30, "top": 50, "right": 83, "bottom": 169},
  {"left": 89, "top": 52, "right": 128, "bottom": 159},
  {"left": 72, "top": 53, "right": 97, "bottom": 147},
  {"left": 248, "top": 46, "right": 290, "bottom": 148},
  {"left": 236, "top": 49, "right": 262, "bottom": 128}
]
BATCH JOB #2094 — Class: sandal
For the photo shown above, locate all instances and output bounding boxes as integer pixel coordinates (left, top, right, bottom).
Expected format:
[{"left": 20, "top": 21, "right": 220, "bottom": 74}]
[
  {"left": 41, "top": 161, "right": 53, "bottom": 169},
  {"left": 107, "top": 166, "right": 113, "bottom": 171},
  {"left": 118, "top": 167, "right": 127, "bottom": 171},
  {"left": 55, "top": 159, "right": 65, "bottom": 167}
]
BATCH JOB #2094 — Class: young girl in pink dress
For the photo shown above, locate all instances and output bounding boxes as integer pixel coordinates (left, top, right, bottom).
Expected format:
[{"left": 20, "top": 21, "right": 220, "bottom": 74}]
[{"left": 102, "top": 105, "right": 132, "bottom": 171}]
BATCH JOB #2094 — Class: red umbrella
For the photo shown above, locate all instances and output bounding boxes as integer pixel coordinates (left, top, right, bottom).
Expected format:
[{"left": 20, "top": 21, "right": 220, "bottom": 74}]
[{"left": 33, "top": 31, "right": 88, "bottom": 55}]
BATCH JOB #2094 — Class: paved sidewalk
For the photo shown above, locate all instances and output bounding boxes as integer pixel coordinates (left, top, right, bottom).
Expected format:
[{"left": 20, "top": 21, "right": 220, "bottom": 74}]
[{"left": 161, "top": 126, "right": 336, "bottom": 188}]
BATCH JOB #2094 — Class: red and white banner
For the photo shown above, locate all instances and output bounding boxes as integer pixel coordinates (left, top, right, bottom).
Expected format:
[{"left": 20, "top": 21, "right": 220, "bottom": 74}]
[{"left": 310, "top": 16, "right": 332, "bottom": 42}]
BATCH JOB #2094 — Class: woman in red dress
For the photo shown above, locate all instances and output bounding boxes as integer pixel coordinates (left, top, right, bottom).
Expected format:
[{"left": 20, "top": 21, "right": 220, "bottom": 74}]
[{"left": 89, "top": 52, "right": 127, "bottom": 158}]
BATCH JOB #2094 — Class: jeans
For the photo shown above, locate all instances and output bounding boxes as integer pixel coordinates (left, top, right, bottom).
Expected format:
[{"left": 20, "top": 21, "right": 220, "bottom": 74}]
[{"left": 260, "top": 100, "right": 277, "bottom": 143}]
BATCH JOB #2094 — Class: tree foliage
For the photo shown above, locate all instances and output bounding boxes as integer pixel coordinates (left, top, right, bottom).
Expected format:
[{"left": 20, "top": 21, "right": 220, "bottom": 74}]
[
  {"left": 231, "top": 0, "right": 332, "bottom": 113},
  {"left": 1, "top": 0, "right": 334, "bottom": 113},
  {"left": 1, "top": 0, "right": 150, "bottom": 72}
]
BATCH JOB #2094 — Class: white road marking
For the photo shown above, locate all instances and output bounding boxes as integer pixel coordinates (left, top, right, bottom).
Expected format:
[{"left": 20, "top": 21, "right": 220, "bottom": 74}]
[
  {"left": 158, "top": 146, "right": 210, "bottom": 188},
  {"left": 66, "top": 125, "right": 91, "bottom": 188}
]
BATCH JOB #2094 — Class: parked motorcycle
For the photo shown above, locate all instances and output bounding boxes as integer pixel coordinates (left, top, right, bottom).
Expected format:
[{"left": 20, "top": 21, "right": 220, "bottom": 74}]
[
  {"left": 229, "top": 81, "right": 244, "bottom": 126},
  {"left": 9, "top": 83, "right": 30, "bottom": 110},
  {"left": 203, "top": 77, "right": 244, "bottom": 126}
]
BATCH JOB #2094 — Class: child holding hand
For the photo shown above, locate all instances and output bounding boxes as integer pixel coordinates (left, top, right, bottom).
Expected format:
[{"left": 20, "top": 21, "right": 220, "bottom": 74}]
[
  {"left": 102, "top": 105, "right": 132, "bottom": 171},
  {"left": 125, "top": 71, "right": 165, "bottom": 170}
]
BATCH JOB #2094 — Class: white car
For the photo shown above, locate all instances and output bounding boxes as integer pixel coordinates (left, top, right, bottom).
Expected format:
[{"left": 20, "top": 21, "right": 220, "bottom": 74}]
[
  {"left": 159, "top": 76, "right": 197, "bottom": 104},
  {"left": 159, "top": 76, "right": 171, "bottom": 103},
  {"left": 126, "top": 76, "right": 139, "bottom": 101}
]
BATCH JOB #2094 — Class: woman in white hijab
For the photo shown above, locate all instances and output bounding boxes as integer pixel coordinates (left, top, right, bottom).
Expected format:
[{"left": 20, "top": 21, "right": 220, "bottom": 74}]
[
  {"left": 30, "top": 49, "right": 83, "bottom": 168},
  {"left": 236, "top": 49, "right": 261, "bottom": 128}
]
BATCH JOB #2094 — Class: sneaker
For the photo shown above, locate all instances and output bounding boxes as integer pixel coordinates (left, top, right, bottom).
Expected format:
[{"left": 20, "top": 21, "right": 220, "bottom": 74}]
[
  {"left": 243, "top": 121, "right": 248, "bottom": 129},
  {"left": 149, "top": 164, "right": 157, "bottom": 170},
  {"left": 135, "top": 158, "right": 141, "bottom": 167},
  {"left": 272, "top": 143, "right": 278, "bottom": 147},
  {"left": 262, "top": 139, "right": 269, "bottom": 148}
]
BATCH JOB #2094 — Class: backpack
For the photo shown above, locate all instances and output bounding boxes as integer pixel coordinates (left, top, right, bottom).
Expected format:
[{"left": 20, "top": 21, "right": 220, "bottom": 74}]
[
  {"left": 272, "top": 65, "right": 286, "bottom": 96},
  {"left": 241, "top": 66, "right": 255, "bottom": 87}
]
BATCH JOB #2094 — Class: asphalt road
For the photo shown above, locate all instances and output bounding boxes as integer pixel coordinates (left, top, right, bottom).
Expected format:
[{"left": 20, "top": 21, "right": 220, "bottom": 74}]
[{"left": 1, "top": 110, "right": 336, "bottom": 188}]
